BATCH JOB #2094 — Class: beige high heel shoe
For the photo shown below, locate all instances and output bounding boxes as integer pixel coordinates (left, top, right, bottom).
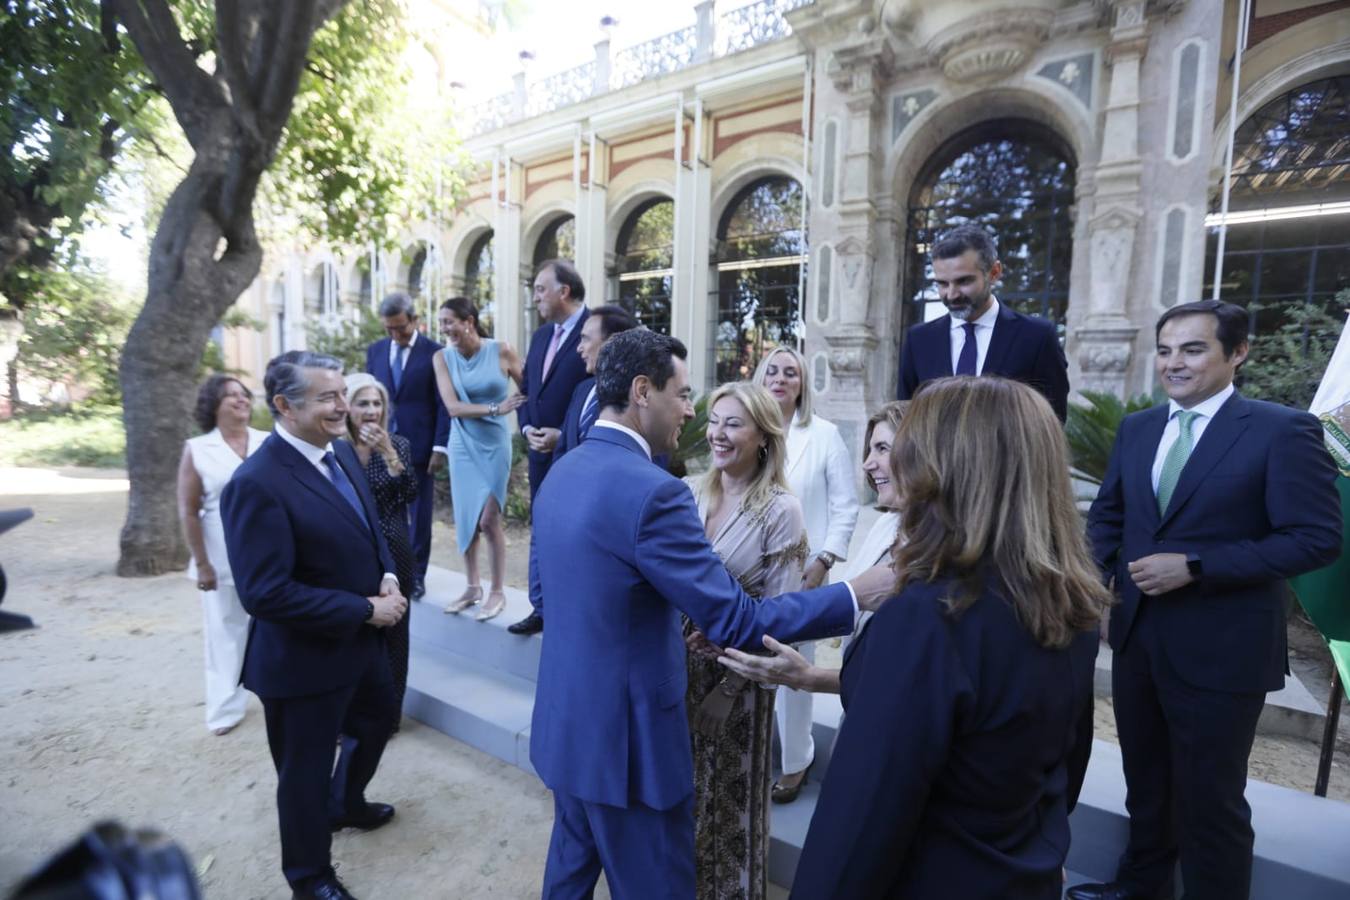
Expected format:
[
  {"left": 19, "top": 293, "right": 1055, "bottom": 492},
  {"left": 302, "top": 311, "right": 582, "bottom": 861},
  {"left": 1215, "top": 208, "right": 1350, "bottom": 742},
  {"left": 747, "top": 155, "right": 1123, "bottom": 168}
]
[
  {"left": 444, "top": 585, "right": 483, "bottom": 614},
  {"left": 475, "top": 590, "right": 507, "bottom": 622}
]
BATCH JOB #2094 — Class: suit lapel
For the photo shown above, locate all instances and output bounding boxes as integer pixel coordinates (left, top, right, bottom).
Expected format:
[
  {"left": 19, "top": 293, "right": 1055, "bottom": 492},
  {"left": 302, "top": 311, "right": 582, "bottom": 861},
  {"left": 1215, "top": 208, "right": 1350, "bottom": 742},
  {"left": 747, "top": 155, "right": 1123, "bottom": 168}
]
[
  {"left": 273, "top": 434, "right": 371, "bottom": 536},
  {"left": 1159, "top": 394, "right": 1250, "bottom": 527},
  {"left": 371, "top": 338, "right": 395, "bottom": 396},
  {"left": 922, "top": 318, "right": 954, "bottom": 377},
  {"left": 1131, "top": 406, "right": 1169, "bottom": 528},
  {"left": 786, "top": 417, "right": 809, "bottom": 479},
  {"left": 982, "top": 304, "right": 1019, "bottom": 376}
]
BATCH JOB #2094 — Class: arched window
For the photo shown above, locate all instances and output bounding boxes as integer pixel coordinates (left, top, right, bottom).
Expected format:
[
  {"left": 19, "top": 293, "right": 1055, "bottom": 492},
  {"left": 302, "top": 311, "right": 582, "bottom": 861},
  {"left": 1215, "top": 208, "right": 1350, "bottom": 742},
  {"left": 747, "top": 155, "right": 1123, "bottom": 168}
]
[
  {"left": 466, "top": 231, "right": 496, "bottom": 336},
  {"left": 614, "top": 198, "right": 675, "bottom": 334},
  {"left": 904, "top": 121, "right": 1076, "bottom": 334},
  {"left": 1204, "top": 76, "right": 1350, "bottom": 335},
  {"left": 713, "top": 177, "right": 805, "bottom": 384},
  {"left": 305, "top": 262, "right": 339, "bottom": 320},
  {"left": 407, "top": 244, "right": 427, "bottom": 299},
  {"left": 533, "top": 215, "right": 576, "bottom": 267}
]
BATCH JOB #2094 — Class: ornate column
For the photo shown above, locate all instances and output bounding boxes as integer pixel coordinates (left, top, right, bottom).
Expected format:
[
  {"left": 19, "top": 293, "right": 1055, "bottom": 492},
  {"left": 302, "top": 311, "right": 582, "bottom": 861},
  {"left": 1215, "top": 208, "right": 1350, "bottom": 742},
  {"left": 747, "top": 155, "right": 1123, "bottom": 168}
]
[{"left": 1073, "top": 0, "right": 1150, "bottom": 395}]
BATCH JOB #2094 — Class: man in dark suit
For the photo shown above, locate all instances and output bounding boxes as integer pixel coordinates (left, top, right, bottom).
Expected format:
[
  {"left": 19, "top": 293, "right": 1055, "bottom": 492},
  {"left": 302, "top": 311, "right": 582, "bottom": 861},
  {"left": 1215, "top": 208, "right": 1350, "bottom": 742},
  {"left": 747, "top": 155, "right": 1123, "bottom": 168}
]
[
  {"left": 530, "top": 328, "right": 895, "bottom": 897},
  {"left": 1074, "top": 300, "right": 1341, "bottom": 900},
  {"left": 518, "top": 259, "right": 591, "bottom": 500},
  {"left": 509, "top": 304, "right": 639, "bottom": 635},
  {"left": 222, "top": 352, "right": 409, "bottom": 900},
  {"left": 364, "top": 292, "right": 450, "bottom": 601},
  {"left": 896, "top": 224, "right": 1070, "bottom": 420}
]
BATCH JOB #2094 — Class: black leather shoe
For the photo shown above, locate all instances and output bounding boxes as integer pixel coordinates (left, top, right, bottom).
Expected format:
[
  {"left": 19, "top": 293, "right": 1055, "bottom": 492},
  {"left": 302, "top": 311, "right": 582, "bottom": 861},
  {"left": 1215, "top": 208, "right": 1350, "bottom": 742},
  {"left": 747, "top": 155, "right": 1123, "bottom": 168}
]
[
  {"left": 508, "top": 612, "right": 544, "bottom": 635},
  {"left": 330, "top": 801, "right": 395, "bottom": 832},
  {"left": 410, "top": 580, "right": 426, "bottom": 601},
  {"left": 292, "top": 874, "right": 357, "bottom": 899},
  {"left": 1064, "top": 883, "right": 1156, "bottom": 900}
]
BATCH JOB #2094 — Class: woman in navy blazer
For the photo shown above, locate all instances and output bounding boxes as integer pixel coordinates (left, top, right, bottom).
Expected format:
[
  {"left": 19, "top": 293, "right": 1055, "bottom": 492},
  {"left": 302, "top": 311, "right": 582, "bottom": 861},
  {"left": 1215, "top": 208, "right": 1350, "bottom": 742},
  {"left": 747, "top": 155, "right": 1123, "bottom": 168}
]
[{"left": 791, "top": 376, "right": 1110, "bottom": 899}]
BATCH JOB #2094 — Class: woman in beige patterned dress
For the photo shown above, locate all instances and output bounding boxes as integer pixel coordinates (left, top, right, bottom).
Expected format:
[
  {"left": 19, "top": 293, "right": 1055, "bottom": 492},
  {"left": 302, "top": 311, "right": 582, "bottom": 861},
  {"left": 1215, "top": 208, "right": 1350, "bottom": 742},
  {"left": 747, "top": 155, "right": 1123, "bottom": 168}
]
[{"left": 685, "top": 381, "right": 809, "bottom": 900}]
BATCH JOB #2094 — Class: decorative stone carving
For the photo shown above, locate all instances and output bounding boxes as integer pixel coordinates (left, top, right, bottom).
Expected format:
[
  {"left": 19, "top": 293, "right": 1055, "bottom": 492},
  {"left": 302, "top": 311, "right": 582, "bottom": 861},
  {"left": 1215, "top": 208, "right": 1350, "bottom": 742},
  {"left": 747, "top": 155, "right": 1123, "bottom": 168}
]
[
  {"left": 881, "top": 1, "right": 1055, "bottom": 85},
  {"left": 890, "top": 88, "right": 938, "bottom": 144},
  {"left": 1074, "top": 325, "right": 1139, "bottom": 393},
  {"left": 1035, "top": 53, "right": 1095, "bottom": 109}
]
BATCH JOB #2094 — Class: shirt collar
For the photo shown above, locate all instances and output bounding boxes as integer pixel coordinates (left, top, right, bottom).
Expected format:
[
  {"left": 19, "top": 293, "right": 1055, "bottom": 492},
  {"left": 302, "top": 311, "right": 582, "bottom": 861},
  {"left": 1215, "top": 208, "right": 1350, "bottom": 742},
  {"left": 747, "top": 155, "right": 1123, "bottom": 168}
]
[
  {"left": 557, "top": 304, "right": 586, "bottom": 335},
  {"left": 950, "top": 296, "right": 1000, "bottom": 331},
  {"left": 273, "top": 421, "right": 333, "bottom": 465},
  {"left": 592, "top": 419, "right": 652, "bottom": 459},
  {"left": 393, "top": 331, "right": 418, "bottom": 352},
  {"left": 1168, "top": 382, "right": 1234, "bottom": 421}
]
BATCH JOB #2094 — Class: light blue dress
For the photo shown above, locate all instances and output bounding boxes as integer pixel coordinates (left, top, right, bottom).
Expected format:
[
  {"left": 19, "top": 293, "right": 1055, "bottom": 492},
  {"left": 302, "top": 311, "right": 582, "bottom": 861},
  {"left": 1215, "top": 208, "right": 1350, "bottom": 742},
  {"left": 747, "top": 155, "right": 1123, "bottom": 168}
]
[{"left": 443, "top": 340, "right": 511, "bottom": 554}]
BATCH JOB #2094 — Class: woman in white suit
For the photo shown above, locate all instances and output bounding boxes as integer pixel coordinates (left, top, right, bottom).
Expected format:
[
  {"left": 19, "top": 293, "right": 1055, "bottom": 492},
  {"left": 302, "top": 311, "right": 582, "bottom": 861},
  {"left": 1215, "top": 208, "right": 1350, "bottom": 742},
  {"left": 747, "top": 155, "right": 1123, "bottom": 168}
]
[{"left": 753, "top": 345, "right": 859, "bottom": 802}]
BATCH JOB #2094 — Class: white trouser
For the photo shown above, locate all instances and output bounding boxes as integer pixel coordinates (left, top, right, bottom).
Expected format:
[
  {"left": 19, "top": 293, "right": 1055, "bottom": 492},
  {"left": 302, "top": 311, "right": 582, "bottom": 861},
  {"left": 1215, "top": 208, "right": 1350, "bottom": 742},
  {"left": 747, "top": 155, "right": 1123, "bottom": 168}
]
[
  {"left": 774, "top": 640, "right": 816, "bottom": 776},
  {"left": 202, "top": 583, "right": 250, "bottom": 730}
]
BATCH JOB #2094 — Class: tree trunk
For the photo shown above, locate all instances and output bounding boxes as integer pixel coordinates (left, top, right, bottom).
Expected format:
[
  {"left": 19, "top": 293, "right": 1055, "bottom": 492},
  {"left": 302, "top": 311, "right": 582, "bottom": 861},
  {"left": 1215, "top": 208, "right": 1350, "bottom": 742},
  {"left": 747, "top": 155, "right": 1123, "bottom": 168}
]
[{"left": 116, "top": 129, "right": 263, "bottom": 576}]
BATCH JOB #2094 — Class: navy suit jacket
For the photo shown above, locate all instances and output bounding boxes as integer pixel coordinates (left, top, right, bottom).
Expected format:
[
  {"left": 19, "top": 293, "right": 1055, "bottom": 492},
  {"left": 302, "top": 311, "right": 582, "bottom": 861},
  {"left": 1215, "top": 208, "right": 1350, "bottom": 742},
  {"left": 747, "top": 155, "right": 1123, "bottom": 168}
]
[
  {"left": 529, "top": 426, "right": 855, "bottom": 811},
  {"left": 519, "top": 310, "right": 591, "bottom": 480},
  {"left": 1087, "top": 393, "right": 1341, "bottom": 693},
  {"left": 897, "top": 304, "right": 1070, "bottom": 420},
  {"left": 365, "top": 335, "right": 450, "bottom": 467},
  {"left": 553, "top": 376, "right": 595, "bottom": 462},
  {"left": 222, "top": 434, "right": 396, "bottom": 699},
  {"left": 793, "top": 578, "right": 1099, "bottom": 899}
]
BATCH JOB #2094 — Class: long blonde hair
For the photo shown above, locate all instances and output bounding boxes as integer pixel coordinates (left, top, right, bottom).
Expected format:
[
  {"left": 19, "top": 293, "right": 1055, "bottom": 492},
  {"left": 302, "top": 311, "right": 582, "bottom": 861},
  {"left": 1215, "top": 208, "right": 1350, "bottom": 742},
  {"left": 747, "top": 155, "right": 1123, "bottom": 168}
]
[
  {"left": 698, "top": 381, "right": 790, "bottom": 516},
  {"left": 891, "top": 376, "right": 1110, "bottom": 649},
  {"left": 752, "top": 345, "right": 812, "bottom": 427}
]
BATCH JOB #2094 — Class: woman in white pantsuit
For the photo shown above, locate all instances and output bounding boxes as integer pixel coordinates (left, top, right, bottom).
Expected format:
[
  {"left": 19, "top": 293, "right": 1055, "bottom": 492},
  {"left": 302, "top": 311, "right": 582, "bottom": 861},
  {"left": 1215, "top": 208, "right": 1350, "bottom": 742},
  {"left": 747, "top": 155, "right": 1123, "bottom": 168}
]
[
  {"left": 177, "top": 375, "right": 268, "bottom": 735},
  {"left": 753, "top": 346, "right": 859, "bottom": 802}
]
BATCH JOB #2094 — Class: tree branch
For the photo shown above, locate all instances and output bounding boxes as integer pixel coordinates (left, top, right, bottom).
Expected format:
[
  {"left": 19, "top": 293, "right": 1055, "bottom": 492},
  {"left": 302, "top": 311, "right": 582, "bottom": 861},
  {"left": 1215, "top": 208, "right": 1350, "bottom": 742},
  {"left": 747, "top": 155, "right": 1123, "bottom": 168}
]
[
  {"left": 255, "top": 1, "right": 324, "bottom": 140},
  {"left": 215, "top": 0, "right": 263, "bottom": 144}
]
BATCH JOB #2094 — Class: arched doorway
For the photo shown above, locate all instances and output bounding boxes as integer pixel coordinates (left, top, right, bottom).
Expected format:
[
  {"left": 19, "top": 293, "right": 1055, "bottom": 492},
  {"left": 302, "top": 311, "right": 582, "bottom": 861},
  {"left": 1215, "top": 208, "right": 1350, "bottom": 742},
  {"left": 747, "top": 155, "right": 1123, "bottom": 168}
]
[
  {"left": 1204, "top": 75, "right": 1350, "bottom": 336},
  {"left": 903, "top": 120, "right": 1076, "bottom": 335},
  {"left": 713, "top": 176, "right": 805, "bottom": 384},
  {"left": 527, "top": 214, "right": 577, "bottom": 340},
  {"left": 614, "top": 198, "right": 675, "bottom": 334},
  {"left": 466, "top": 230, "right": 496, "bottom": 336}
]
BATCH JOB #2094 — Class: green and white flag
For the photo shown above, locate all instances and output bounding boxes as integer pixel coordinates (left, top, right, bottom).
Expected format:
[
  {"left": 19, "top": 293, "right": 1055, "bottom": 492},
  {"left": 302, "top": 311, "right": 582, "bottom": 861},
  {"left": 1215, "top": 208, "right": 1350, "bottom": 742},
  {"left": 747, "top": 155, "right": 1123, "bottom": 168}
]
[{"left": 1292, "top": 311, "right": 1350, "bottom": 641}]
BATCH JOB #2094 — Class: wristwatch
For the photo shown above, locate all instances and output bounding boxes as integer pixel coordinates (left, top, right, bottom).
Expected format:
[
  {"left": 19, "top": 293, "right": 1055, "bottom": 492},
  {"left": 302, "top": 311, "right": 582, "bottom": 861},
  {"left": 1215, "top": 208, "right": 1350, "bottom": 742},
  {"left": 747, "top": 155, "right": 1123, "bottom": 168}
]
[
  {"left": 488, "top": 401, "right": 500, "bottom": 416},
  {"left": 815, "top": 551, "right": 840, "bottom": 570},
  {"left": 1185, "top": 552, "right": 1203, "bottom": 580},
  {"left": 364, "top": 600, "right": 375, "bottom": 622}
]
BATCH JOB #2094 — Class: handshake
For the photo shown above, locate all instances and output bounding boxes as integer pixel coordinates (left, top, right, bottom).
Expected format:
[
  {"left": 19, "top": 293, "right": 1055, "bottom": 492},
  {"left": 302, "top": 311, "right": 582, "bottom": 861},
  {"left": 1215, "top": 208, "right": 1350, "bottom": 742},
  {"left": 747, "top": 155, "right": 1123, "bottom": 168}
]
[{"left": 367, "top": 576, "right": 408, "bottom": 627}]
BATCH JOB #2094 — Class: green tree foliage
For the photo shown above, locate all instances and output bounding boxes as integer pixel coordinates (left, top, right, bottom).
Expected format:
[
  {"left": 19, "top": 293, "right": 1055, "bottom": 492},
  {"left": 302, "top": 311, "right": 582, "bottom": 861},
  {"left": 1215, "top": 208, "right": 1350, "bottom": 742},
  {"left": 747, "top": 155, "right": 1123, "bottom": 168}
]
[
  {"left": 1065, "top": 390, "right": 1161, "bottom": 487},
  {"left": 1239, "top": 293, "right": 1349, "bottom": 411},
  {"left": 304, "top": 305, "right": 386, "bottom": 373}
]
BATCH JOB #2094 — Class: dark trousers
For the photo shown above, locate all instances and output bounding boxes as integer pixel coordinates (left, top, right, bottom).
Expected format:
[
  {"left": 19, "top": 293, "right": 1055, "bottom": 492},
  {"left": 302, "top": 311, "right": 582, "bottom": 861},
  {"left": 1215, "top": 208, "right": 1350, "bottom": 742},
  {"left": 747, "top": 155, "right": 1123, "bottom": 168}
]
[
  {"left": 543, "top": 791, "right": 694, "bottom": 899},
  {"left": 1111, "top": 604, "right": 1265, "bottom": 900},
  {"left": 260, "top": 650, "right": 397, "bottom": 887},
  {"left": 408, "top": 466, "right": 435, "bottom": 580}
]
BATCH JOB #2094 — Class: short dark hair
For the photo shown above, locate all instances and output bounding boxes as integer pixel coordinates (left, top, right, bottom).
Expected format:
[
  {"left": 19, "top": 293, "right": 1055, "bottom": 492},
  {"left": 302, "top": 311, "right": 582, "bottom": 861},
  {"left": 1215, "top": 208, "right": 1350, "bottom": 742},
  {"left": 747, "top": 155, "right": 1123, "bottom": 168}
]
[
  {"left": 595, "top": 329, "right": 687, "bottom": 412},
  {"left": 1155, "top": 300, "right": 1250, "bottom": 358},
  {"left": 440, "top": 296, "right": 488, "bottom": 337},
  {"left": 537, "top": 258, "right": 586, "bottom": 303},
  {"left": 932, "top": 224, "right": 999, "bottom": 273},
  {"left": 194, "top": 375, "right": 251, "bottom": 433},
  {"left": 263, "top": 351, "right": 343, "bottom": 416},
  {"left": 591, "top": 304, "right": 639, "bottom": 340}
]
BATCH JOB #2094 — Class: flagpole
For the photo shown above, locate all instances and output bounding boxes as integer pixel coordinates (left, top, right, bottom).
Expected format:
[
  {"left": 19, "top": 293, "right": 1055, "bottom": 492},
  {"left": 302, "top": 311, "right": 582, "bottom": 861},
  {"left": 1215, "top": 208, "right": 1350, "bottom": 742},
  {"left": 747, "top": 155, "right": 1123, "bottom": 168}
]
[{"left": 1211, "top": 0, "right": 1252, "bottom": 300}]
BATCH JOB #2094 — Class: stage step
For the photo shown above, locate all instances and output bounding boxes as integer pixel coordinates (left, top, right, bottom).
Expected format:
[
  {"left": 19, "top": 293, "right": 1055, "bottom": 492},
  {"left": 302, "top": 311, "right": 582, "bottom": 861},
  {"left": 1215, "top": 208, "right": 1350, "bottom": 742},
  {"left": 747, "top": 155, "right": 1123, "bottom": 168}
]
[{"left": 407, "top": 565, "right": 1350, "bottom": 896}]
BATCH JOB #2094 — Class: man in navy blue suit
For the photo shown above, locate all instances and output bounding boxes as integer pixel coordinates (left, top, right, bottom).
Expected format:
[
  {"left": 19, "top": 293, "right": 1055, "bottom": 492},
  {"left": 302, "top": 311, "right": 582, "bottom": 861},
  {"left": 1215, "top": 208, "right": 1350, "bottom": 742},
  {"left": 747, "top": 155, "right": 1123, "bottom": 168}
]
[
  {"left": 896, "top": 224, "right": 1070, "bottom": 420},
  {"left": 519, "top": 259, "right": 592, "bottom": 500},
  {"left": 1075, "top": 301, "right": 1341, "bottom": 900},
  {"left": 530, "top": 329, "right": 895, "bottom": 898},
  {"left": 222, "top": 352, "right": 408, "bottom": 900},
  {"left": 364, "top": 292, "right": 450, "bottom": 600},
  {"left": 509, "top": 304, "right": 639, "bottom": 636}
]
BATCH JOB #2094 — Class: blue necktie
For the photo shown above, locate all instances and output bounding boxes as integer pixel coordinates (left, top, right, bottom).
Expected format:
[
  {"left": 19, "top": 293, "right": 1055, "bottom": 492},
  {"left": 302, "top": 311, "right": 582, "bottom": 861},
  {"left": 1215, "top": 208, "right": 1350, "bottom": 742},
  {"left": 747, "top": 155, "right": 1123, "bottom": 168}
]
[
  {"left": 955, "top": 322, "right": 978, "bottom": 376},
  {"left": 392, "top": 343, "right": 408, "bottom": 391},
  {"left": 579, "top": 393, "right": 599, "bottom": 440},
  {"left": 322, "top": 451, "right": 370, "bottom": 532}
]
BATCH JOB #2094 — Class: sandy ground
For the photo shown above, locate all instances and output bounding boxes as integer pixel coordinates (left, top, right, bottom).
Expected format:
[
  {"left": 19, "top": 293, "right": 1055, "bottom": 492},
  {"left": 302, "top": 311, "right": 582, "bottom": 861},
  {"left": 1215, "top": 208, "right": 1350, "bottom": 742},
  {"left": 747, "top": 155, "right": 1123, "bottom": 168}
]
[
  {"left": 0, "top": 469, "right": 577, "bottom": 900},
  {"left": 2, "top": 466, "right": 1347, "bottom": 900}
]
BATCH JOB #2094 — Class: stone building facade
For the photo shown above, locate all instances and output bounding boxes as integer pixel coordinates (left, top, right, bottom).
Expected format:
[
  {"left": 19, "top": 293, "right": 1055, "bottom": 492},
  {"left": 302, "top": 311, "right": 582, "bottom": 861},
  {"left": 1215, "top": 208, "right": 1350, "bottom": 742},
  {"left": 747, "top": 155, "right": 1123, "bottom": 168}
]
[{"left": 225, "top": 0, "right": 1350, "bottom": 463}]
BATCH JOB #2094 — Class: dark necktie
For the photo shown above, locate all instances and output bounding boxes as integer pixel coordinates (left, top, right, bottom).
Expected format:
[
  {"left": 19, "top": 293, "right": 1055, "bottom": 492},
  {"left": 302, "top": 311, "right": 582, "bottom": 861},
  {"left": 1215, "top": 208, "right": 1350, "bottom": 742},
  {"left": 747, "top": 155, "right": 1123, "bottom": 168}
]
[
  {"left": 392, "top": 343, "right": 408, "bottom": 391},
  {"left": 322, "top": 451, "right": 370, "bottom": 532},
  {"left": 579, "top": 393, "right": 599, "bottom": 440},
  {"left": 955, "top": 322, "right": 978, "bottom": 376}
]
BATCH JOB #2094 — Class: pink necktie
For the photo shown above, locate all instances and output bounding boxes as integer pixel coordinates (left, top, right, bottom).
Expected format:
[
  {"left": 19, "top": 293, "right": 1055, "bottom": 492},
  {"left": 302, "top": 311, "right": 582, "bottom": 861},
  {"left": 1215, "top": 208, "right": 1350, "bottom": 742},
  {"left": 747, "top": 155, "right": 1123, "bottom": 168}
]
[{"left": 542, "top": 325, "right": 563, "bottom": 378}]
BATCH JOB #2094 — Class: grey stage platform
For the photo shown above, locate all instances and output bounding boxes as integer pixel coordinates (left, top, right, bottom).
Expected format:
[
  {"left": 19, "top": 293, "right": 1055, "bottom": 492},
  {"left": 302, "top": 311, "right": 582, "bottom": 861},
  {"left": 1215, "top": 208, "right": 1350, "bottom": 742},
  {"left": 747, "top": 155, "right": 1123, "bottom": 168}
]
[{"left": 405, "top": 564, "right": 1350, "bottom": 896}]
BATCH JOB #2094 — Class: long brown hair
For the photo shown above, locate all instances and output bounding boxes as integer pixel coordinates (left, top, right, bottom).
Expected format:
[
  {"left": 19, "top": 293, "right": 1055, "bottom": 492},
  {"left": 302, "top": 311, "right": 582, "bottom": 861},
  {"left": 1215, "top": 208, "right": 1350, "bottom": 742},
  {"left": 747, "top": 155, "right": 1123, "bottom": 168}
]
[{"left": 891, "top": 376, "right": 1109, "bottom": 648}]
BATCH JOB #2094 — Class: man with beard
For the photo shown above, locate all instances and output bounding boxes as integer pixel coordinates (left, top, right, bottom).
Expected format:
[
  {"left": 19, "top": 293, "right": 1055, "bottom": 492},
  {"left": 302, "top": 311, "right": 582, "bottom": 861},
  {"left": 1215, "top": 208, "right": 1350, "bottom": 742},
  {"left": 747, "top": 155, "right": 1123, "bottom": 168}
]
[{"left": 896, "top": 224, "right": 1069, "bottom": 421}]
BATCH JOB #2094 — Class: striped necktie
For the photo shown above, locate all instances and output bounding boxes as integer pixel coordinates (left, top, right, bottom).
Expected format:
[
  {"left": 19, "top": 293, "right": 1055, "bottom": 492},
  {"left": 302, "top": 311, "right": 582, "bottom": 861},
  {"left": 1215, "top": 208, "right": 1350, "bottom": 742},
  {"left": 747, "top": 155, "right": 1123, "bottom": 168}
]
[{"left": 1157, "top": 410, "right": 1199, "bottom": 515}]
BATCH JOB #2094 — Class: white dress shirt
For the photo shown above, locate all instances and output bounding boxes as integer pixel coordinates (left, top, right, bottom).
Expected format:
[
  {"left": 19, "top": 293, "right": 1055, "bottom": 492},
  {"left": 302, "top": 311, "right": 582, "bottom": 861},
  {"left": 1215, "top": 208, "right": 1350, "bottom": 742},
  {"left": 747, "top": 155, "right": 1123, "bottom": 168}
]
[
  {"left": 273, "top": 424, "right": 397, "bottom": 586},
  {"left": 1150, "top": 383, "right": 1235, "bottom": 493},
  {"left": 388, "top": 330, "right": 418, "bottom": 372},
  {"left": 949, "top": 297, "right": 1001, "bottom": 376}
]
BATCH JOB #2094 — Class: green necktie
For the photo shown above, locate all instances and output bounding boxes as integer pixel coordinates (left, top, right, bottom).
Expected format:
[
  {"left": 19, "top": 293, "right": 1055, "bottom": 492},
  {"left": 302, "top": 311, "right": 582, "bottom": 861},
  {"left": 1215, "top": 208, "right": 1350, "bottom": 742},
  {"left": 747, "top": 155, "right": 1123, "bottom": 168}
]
[{"left": 1157, "top": 410, "right": 1199, "bottom": 515}]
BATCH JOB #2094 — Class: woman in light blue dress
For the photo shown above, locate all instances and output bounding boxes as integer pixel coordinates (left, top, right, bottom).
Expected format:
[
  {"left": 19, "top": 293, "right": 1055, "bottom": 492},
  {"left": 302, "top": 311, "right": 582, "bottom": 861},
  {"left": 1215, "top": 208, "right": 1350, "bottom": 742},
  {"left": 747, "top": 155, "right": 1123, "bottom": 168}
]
[{"left": 432, "top": 297, "right": 526, "bottom": 621}]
